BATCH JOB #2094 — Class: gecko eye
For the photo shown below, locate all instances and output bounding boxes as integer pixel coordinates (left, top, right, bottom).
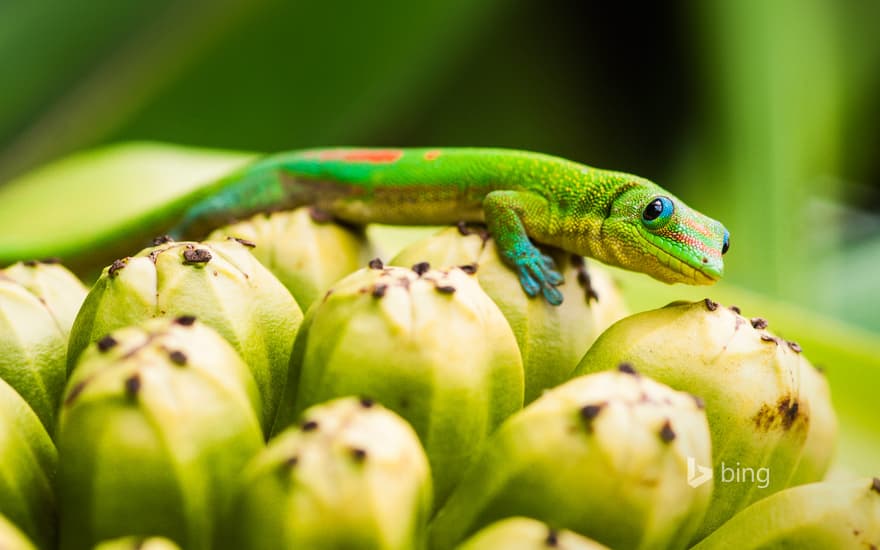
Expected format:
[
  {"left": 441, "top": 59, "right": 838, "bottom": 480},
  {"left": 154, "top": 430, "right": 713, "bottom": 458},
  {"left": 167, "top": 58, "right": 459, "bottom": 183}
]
[
  {"left": 641, "top": 197, "right": 674, "bottom": 229},
  {"left": 722, "top": 231, "right": 730, "bottom": 254}
]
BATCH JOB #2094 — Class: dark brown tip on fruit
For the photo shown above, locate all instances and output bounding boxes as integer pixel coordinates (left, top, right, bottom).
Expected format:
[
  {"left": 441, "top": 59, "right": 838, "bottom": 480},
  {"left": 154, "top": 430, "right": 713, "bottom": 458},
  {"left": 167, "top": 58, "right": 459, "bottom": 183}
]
[
  {"left": 23, "top": 260, "right": 38, "bottom": 267},
  {"left": 285, "top": 456, "right": 299, "bottom": 468},
  {"left": 301, "top": 420, "right": 319, "bottom": 432},
  {"left": 436, "top": 285, "right": 456, "bottom": 294},
  {"left": 761, "top": 334, "right": 778, "bottom": 344},
  {"left": 456, "top": 221, "right": 470, "bottom": 236},
  {"left": 152, "top": 235, "right": 174, "bottom": 245},
  {"left": 360, "top": 397, "right": 374, "bottom": 408},
  {"left": 459, "top": 263, "right": 478, "bottom": 275},
  {"left": 659, "top": 420, "right": 676, "bottom": 443},
  {"left": 174, "top": 315, "right": 197, "bottom": 326},
  {"left": 231, "top": 237, "right": 256, "bottom": 248},
  {"left": 750, "top": 317, "right": 768, "bottom": 330},
  {"left": 368, "top": 258, "right": 384, "bottom": 270},
  {"left": 372, "top": 283, "right": 387, "bottom": 298},
  {"left": 308, "top": 206, "right": 333, "bottom": 223},
  {"left": 871, "top": 478, "right": 880, "bottom": 494},
  {"left": 350, "top": 447, "right": 367, "bottom": 462},
  {"left": 579, "top": 404, "right": 603, "bottom": 421},
  {"left": 108, "top": 258, "right": 127, "bottom": 277},
  {"left": 729, "top": 305, "right": 741, "bottom": 314},
  {"left": 545, "top": 528, "right": 559, "bottom": 547},
  {"left": 704, "top": 298, "right": 718, "bottom": 311},
  {"left": 412, "top": 262, "right": 430, "bottom": 276},
  {"left": 97, "top": 335, "right": 118, "bottom": 352},
  {"left": 787, "top": 341, "right": 802, "bottom": 353},
  {"left": 618, "top": 362, "right": 638, "bottom": 375},
  {"left": 570, "top": 254, "right": 584, "bottom": 268},
  {"left": 691, "top": 394, "right": 706, "bottom": 410},
  {"left": 183, "top": 248, "right": 212, "bottom": 264},
  {"left": 40, "top": 257, "right": 61, "bottom": 264},
  {"left": 125, "top": 374, "right": 142, "bottom": 398},
  {"left": 169, "top": 350, "right": 187, "bottom": 366}
]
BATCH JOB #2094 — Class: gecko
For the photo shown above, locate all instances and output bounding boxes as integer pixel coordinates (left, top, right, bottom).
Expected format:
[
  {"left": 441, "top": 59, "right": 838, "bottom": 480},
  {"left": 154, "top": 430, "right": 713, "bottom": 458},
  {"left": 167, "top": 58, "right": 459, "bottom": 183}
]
[{"left": 172, "top": 147, "right": 730, "bottom": 305}]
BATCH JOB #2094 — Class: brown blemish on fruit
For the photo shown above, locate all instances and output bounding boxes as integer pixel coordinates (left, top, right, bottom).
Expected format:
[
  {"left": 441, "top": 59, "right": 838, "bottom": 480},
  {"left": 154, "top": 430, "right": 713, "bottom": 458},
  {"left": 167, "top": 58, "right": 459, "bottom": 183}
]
[
  {"left": 753, "top": 395, "right": 803, "bottom": 431},
  {"left": 372, "top": 283, "right": 388, "bottom": 298},
  {"left": 704, "top": 298, "right": 718, "bottom": 311},
  {"left": 360, "top": 397, "right": 374, "bottom": 408},
  {"left": 65, "top": 380, "right": 88, "bottom": 406},
  {"left": 691, "top": 394, "right": 706, "bottom": 410},
  {"left": 761, "top": 334, "right": 779, "bottom": 344},
  {"left": 456, "top": 221, "right": 471, "bottom": 236},
  {"left": 97, "top": 335, "right": 118, "bottom": 352},
  {"left": 659, "top": 420, "right": 676, "bottom": 443},
  {"left": 183, "top": 248, "right": 212, "bottom": 264},
  {"left": 787, "top": 341, "right": 802, "bottom": 353},
  {"left": 459, "top": 263, "right": 478, "bottom": 275},
  {"left": 729, "top": 305, "right": 742, "bottom": 314},
  {"left": 108, "top": 258, "right": 127, "bottom": 277},
  {"left": 579, "top": 403, "right": 603, "bottom": 421},
  {"left": 40, "top": 257, "right": 61, "bottom": 264},
  {"left": 545, "top": 528, "right": 559, "bottom": 547},
  {"left": 350, "top": 448, "right": 367, "bottom": 462},
  {"left": 284, "top": 456, "right": 299, "bottom": 468},
  {"left": 125, "top": 374, "right": 142, "bottom": 398},
  {"left": 152, "top": 235, "right": 174, "bottom": 245},
  {"left": 301, "top": 420, "right": 319, "bottom": 432},
  {"left": 368, "top": 258, "right": 384, "bottom": 270},
  {"left": 23, "top": 260, "right": 38, "bottom": 267},
  {"left": 750, "top": 317, "right": 768, "bottom": 330},
  {"left": 871, "top": 478, "right": 880, "bottom": 494},
  {"left": 169, "top": 350, "right": 187, "bottom": 366},
  {"left": 570, "top": 254, "right": 584, "bottom": 268},
  {"left": 618, "top": 363, "right": 638, "bottom": 375},
  {"left": 436, "top": 285, "right": 456, "bottom": 294},
  {"left": 174, "top": 315, "right": 196, "bottom": 326},
  {"left": 231, "top": 237, "right": 256, "bottom": 248},
  {"left": 412, "top": 262, "right": 430, "bottom": 276}
]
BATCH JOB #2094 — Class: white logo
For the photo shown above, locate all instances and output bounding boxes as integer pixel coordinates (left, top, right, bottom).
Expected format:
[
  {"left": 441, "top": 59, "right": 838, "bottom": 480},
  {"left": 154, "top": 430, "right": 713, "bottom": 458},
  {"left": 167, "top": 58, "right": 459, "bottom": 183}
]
[{"left": 687, "top": 456, "right": 713, "bottom": 488}]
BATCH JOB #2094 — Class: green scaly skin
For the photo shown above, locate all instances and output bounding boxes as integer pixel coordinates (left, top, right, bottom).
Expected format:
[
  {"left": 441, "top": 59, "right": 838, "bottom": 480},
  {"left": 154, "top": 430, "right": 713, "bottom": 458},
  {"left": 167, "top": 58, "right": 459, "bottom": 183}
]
[{"left": 173, "top": 148, "right": 730, "bottom": 305}]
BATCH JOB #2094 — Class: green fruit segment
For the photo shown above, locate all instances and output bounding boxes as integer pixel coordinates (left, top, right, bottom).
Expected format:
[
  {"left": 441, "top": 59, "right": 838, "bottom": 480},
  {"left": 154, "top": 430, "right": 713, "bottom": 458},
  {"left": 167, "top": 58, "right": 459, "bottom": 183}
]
[
  {"left": 229, "top": 397, "right": 432, "bottom": 550},
  {"left": 67, "top": 238, "right": 302, "bottom": 433},
  {"left": 0, "top": 377, "right": 57, "bottom": 550},
  {"left": 209, "top": 208, "right": 375, "bottom": 310},
  {"left": 0, "top": 514, "right": 38, "bottom": 550},
  {"left": 456, "top": 517, "right": 609, "bottom": 550},
  {"left": 59, "top": 318, "right": 264, "bottom": 550},
  {"left": 429, "top": 369, "right": 713, "bottom": 550},
  {"left": 790, "top": 357, "right": 837, "bottom": 485},
  {"left": 574, "top": 300, "right": 831, "bottom": 540},
  {"left": 274, "top": 264, "right": 524, "bottom": 507},
  {"left": 92, "top": 536, "right": 182, "bottom": 550},
  {"left": 392, "top": 226, "right": 628, "bottom": 403},
  {"left": 0, "top": 261, "right": 87, "bottom": 432},
  {"left": 692, "top": 478, "right": 880, "bottom": 549}
]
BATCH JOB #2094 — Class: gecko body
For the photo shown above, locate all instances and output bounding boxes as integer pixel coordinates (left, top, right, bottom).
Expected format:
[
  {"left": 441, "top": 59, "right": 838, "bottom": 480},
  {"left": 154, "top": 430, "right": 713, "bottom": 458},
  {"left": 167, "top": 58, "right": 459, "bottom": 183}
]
[{"left": 175, "top": 148, "right": 730, "bottom": 305}]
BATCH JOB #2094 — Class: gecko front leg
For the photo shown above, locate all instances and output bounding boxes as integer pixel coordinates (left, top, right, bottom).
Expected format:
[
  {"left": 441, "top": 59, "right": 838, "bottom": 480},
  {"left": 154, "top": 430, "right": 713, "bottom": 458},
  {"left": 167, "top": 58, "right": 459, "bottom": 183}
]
[{"left": 483, "top": 190, "right": 564, "bottom": 305}]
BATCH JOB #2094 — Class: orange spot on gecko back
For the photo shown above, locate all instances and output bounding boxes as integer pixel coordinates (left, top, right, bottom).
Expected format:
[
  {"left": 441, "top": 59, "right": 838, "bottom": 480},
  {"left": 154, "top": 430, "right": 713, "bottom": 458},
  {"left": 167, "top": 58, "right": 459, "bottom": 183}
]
[
  {"left": 316, "top": 149, "right": 404, "bottom": 164},
  {"left": 424, "top": 149, "right": 442, "bottom": 161}
]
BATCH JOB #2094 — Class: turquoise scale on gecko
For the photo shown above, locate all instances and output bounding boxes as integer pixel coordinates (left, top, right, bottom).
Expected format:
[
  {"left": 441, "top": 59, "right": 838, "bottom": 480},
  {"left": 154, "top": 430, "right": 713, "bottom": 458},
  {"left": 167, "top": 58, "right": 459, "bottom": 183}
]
[{"left": 173, "top": 147, "right": 730, "bottom": 305}]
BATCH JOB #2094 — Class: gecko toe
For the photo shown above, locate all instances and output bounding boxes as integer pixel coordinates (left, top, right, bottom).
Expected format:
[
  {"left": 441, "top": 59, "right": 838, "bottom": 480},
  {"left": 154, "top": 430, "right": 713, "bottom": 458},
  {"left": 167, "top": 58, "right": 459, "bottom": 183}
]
[
  {"left": 542, "top": 285, "right": 564, "bottom": 306},
  {"left": 519, "top": 273, "right": 541, "bottom": 297}
]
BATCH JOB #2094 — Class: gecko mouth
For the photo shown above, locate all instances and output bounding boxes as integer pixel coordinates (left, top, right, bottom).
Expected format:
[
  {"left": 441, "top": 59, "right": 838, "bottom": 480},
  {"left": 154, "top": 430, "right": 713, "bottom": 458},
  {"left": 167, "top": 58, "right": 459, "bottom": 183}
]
[{"left": 646, "top": 240, "right": 721, "bottom": 285}]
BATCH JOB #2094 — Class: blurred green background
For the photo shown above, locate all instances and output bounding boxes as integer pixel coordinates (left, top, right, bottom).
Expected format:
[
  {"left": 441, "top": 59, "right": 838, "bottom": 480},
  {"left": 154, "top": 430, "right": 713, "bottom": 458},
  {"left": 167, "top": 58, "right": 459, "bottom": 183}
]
[{"left": 0, "top": 0, "right": 878, "bottom": 471}]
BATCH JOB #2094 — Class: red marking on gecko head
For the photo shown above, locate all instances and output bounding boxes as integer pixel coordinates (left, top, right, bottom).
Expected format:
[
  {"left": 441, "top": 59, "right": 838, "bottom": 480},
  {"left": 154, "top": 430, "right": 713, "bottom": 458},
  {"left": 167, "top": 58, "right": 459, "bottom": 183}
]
[
  {"left": 423, "top": 149, "right": 442, "bottom": 161},
  {"left": 317, "top": 149, "right": 404, "bottom": 164}
]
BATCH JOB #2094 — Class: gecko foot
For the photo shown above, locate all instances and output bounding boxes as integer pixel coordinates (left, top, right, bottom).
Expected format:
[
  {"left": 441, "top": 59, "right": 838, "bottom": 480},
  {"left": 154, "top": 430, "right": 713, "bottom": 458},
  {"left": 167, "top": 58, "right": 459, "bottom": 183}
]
[{"left": 514, "top": 247, "right": 564, "bottom": 306}]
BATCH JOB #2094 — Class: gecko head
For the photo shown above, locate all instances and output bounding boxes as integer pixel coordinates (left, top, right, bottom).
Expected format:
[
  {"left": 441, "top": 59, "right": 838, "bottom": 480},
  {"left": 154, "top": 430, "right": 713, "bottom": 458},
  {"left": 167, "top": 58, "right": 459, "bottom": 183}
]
[{"left": 602, "top": 182, "right": 729, "bottom": 285}]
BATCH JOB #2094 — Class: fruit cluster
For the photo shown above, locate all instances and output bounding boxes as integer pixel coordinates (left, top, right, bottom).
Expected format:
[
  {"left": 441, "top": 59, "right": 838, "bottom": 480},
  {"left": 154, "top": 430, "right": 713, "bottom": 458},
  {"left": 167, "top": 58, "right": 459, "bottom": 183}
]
[{"left": 0, "top": 209, "right": 877, "bottom": 550}]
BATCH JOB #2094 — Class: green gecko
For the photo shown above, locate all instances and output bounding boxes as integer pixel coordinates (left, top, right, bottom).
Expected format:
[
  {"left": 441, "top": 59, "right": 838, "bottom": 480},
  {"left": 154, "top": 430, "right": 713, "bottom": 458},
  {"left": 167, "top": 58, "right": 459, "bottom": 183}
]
[{"left": 173, "top": 147, "right": 730, "bottom": 305}]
